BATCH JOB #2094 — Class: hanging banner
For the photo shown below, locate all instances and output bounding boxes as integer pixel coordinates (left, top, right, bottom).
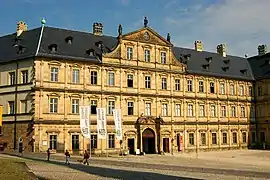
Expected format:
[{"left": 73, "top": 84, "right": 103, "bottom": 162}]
[
  {"left": 80, "top": 106, "right": 90, "bottom": 138},
  {"left": 96, "top": 108, "right": 107, "bottom": 139},
  {"left": 113, "top": 109, "right": 122, "bottom": 140}
]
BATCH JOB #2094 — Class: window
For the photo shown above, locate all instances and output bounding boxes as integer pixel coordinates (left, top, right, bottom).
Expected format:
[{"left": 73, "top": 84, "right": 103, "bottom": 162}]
[
  {"left": 239, "top": 85, "right": 244, "bottom": 96},
  {"left": 257, "top": 86, "right": 262, "bottom": 96},
  {"left": 220, "top": 83, "right": 225, "bottom": 94},
  {"left": 231, "top": 106, "right": 236, "bottom": 117},
  {"left": 145, "top": 76, "right": 151, "bottom": 89},
  {"left": 21, "top": 70, "right": 28, "bottom": 84},
  {"left": 108, "top": 72, "right": 115, "bottom": 86},
  {"left": 210, "top": 82, "right": 215, "bottom": 93},
  {"left": 250, "top": 106, "right": 255, "bottom": 117},
  {"left": 20, "top": 100, "right": 27, "bottom": 113},
  {"left": 175, "top": 79, "right": 180, "bottom": 91},
  {"left": 128, "top": 102, "right": 134, "bottom": 115},
  {"left": 260, "top": 132, "right": 266, "bottom": 142},
  {"left": 221, "top": 106, "right": 226, "bottom": 117},
  {"left": 242, "top": 132, "right": 247, "bottom": 143},
  {"left": 127, "top": 74, "right": 133, "bottom": 88},
  {"left": 49, "top": 135, "right": 57, "bottom": 150},
  {"left": 9, "top": 101, "right": 15, "bottom": 114},
  {"left": 212, "top": 133, "right": 217, "bottom": 144},
  {"left": 162, "top": 103, "right": 168, "bottom": 116},
  {"left": 108, "top": 101, "right": 115, "bottom": 115},
  {"left": 175, "top": 104, "right": 181, "bottom": 116},
  {"left": 161, "top": 52, "right": 166, "bottom": 64},
  {"left": 144, "top": 49, "right": 150, "bottom": 62},
  {"left": 187, "top": 80, "right": 193, "bottom": 92},
  {"left": 9, "top": 72, "right": 15, "bottom": 85},
  {"left": 233, "top": 132, "right": 237, "bottom": 144},
  {"left": 91, "top": 100, "right": 97, "bottom": 114},
  {"left": 72, "top": 69, "right": 80, "bottom": 84},
  {"left": 72, "top": 135, "right": 79, "bottom": 150},
  {"left": 240, "top": 107, "right": 245, "bottom": 117},
  {"left": 248, "top": 86, "right": 253, "bottom": 96},
  {"left": 199, "top": 105, "right": 205, "bottom": 117},
  {"left": 201, "top": 133, "right": 206, "bottom": 145},
  {"left": 50, "top": 98, "right": 58, "bottom": 113},
  {"left": 51, "top": 67, "right": 58, "bottom": 82},
  {"left": 230, "top": 84, "right": 235, "bottom": 95},
  {"left": 222, "top": 132, "right": 227, "bottom": 144},
  {"left": 127, "top": 47, "right": 133, "bottom": 60},
  {"left": 187, "top": 104, "right": 193, "bottom": 116},
  {"left": 90, "top": 71, "right": 98, "bottom": 85},
  {"left": 108, "top": 134, "right": 115, "bottom": 148},
  {"left": 162, "top": 78, "right": 167, "bottom": 90},
  {"left": 189, "top": 133, "right": 194, "bottom": 145},
  {"left": 0, "top": 127, "right": 2, "bottom": 135},
  {"left": 72, "top": 99, "right": 79, "bottom": 114},
  {"left": 91, "top": 135, "right": 97, "bottom": 149},
  {"left": 252, "top": 132, "right": 256, "bottom": 144},
  {"left": 145, "top": 103, "right": 151, "bottom": 116},
  {"left": 210, "top": 105, "right": 216, "bottom": 117},
  {"left": 198, "top": 81, "right": 204, "bottom": 93}
]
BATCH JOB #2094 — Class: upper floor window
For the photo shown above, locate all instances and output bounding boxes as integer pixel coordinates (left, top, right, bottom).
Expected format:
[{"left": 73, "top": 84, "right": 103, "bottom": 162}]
[
  {"left": 127, "top": 74, "right": 133, "bottom": 88},
  {"left": 248, "top": 86, "right": 253, "bottom": 96},
  {"left": 199, "top": 105, "right": 205, "bottom": 117},
  {"left": 257, "top": 86, "right": 262, "bottom": 96},
  {"left": 175, "top": 79, "right": 180, "bottom": 91},
  {"left": 127, "top": 47, "right": 133, "bottom": 60},
  {"left": 51, "top": 67, "right": 59, "bottom": 82},
  {"left": 72, "top": 99, "right": 79, "bottom": 114},
  {"left": 161, "top": 52, "right": 166, "bottom": 64},
  {"left": 21, "top": 70, "right": 28, "bottom": 84},
  {"left": 210, "top": 82, "right": 215, "bottom": 93},
  {"left": 90, "top": 71, "right": 98, "bottom": 85},
  {"left": 50, "top": 98, "right": 58, "bottom": 113},
  {"left": 144, "top": 49, "right": 150, "bottom": 62},
  {"left": 210, "top": 105, "right": 216, "bottom": 117},
  {"left": 240, "top": 107, "right": 246, "bottom": 117},
  {"left": 162, "top": 103, "right": 168, "bottom": 116},
  {"left": 72, "top": 69, "right": 80, "bottom": 84},
  {"left": 250, "top": 106, "right": 255, "bottom": 117},
  {"left": 108, "top": 100, "right": 115, "bottom": 115},
  {"left": 145, "top": 76, "right": 151, "bottom": 89},
  {"left": 9, "top": 72, "right": 15, "bottom": 85},
  {"left": 90, "top": 100, "right": 97, "bottom": 114},
  {"left": 128, "top": 102, "right": 134, "bottom": 115},
  {"left": 221, "top": 106, "right": 226, "bottom": 117},
  {"left": 162, "top": 78, "right": 167, "bottom": 90},
  {"left": 108, "top": 72, "right": 115, "bottom": 86},
  {"left": 230, "top": 84, "right": 235, "bottom": 95},
  {"left": 175, "top": 104, "right": 181, "bottom": 116},
  {"left": 231, "top": 106, "right": 236, "bottom": 117},
  {"left": 239, "top": 85, "right": 244, "bottom": 96},
  {"left": 108, "top": 134, "right": 115, "bottom": 148},
  {"left": 187, "top": 80, "right": 193, "bottom": 92},
  {"left": 198, "top": 81, "right": 204, "bottom": 93},
  {"left": 9, "top": 101, "right": 15, "bottom": 114},
  {"left": 220, "top": 83, "right": 225, "bottom": 94},
  {"left": 187, "top": 104, "right": 193, "bottom": 116},
  {"left": 145, "top": 103, "right": 151, "bottom": 116}
]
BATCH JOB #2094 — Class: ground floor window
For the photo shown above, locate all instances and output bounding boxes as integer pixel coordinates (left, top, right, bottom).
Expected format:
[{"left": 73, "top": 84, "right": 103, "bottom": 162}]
[
  {"left": 72, "top": 135, "right": 79, "bottom": 150},
  {"left": 251, "top": 131, "right": 256, "bottom": 144},
  {"left": 212, "top": 133, "right": 217, "bottom": 145},
  {"left": 233, "top": 132, "right": 237, "bottom": 144},
  {"left": 242, "top": 132, "right": 247, "bottom": 143},
  {"left": 108, "top": 134, "right": 115, "bottom": 148},
  {"left": 222, "top": 132, "right": 227, "bottom": 144},
  {"left": 49, "top": 135, "right": 57, "bottom": 150},
  {"left": 189, "top": 133, "right": 194, "bottom": 145},
  {"left": 91, "top": 135, "right": 97, "bottom": 149},
  {"left": 200, "top": 133, "right": 206, "bottom": 145},
  {"left": 260, "top": 132, "right": 266, "bottom": 143}
]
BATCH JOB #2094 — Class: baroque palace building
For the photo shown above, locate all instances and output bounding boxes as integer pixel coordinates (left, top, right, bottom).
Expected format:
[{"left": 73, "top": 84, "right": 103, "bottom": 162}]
[{"left": 0, "top": 18, "right": 268, "bottom": 154}]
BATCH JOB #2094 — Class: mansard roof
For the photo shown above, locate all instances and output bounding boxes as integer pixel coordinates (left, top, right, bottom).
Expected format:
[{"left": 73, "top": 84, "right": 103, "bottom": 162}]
[
  {"left": 0, "top": 25, "right": 255, "bottom": 81},
  {"left": 248, "top": 53, "right": 270, "bottom": 80}
]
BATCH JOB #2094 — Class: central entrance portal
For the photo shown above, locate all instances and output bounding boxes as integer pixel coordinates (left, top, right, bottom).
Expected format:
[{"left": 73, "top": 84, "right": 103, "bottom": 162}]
[{"left": 142, "top": 128, "right": 155, "bottom": 154}]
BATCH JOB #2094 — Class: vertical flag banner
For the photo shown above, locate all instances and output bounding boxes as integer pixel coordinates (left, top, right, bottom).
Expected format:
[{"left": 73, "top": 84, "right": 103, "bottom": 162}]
[
  {"left": 0, "top": 105, "right": 3, "bottom": 126},
  {"left": 96, "top": 108, "right": 107, "bottom": 139},
  {"left": 80, "top": 106, "right": 90, "bottom": 138},
  {"left": 113, "top": 109, "right": 122, "bottom": 140}
]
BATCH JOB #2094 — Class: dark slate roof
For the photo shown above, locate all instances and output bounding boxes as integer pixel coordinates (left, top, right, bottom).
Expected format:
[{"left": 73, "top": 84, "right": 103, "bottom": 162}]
[{"left": 248, "top": 53, "right": 270, "bottom": 80}]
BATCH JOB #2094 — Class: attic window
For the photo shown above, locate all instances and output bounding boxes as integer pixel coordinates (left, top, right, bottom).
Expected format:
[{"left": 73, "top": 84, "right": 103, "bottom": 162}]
[
  {"left": 240, "top": 69, "right": 247, "bottom": 75},
  {"left": 65, "top": 36, "right": 73, "bottom": 44},
  {"left": 223, "top": 59, "right": 230, "bottom": 64},
  {"left": 205, "top": 57, "right": 212, "bottom": 63},
  {"left": 202, "top": 64, "right": 210, "bottom": 71},
  {"left": 17, "top": 45, "right": 26, "bottom": 54},
  {"left": 95, "top": 41, "right": 103, "bottom": 48},
  {"left": 48, "top": 44, "right": 57, "bottom": 52},
  {"left": 183, "top": 54, "right": 191, "bottom": 60},
  {"left": 86, "top": 49, "right": 95, "bottom": 56},
  {"left": 222, "top": 66, "right": 229, "bottom": 72}
]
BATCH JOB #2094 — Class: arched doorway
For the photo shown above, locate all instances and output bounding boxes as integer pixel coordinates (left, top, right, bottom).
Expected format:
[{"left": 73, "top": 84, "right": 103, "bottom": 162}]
[{"left": 142, "top": 128, "right": 155, "bottom": 154}]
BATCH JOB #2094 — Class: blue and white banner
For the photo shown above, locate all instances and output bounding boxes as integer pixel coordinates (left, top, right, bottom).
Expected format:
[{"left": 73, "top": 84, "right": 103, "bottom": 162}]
[
  {"left": 113, "top": 109, "right": 122, "bottom": 140},
  {"left": 96, "top": 108, "right": 107, "bottom": 139},
  {"left": 80, "top": 106, "right": 90, "bottom": 138}
]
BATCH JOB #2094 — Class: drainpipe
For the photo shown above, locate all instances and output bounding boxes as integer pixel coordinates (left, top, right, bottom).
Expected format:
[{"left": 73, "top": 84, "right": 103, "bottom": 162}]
[{"left": 13, "top": 60, "right": 19, "bottom": 150}]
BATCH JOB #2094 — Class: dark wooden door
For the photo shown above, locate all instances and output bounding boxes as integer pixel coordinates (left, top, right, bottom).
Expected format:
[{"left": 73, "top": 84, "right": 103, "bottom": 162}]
[{"left": 163, "top": 138, "right": 169, "bottom": 153}]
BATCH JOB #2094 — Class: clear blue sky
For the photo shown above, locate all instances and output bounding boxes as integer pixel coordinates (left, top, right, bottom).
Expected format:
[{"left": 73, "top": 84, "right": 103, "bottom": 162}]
[{"left": 0, "top": 0, "right": 269, "bottom": 57}]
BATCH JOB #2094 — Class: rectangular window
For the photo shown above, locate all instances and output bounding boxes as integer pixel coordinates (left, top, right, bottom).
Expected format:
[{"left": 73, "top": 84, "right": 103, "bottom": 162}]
[
  {"left": 260, "top": 132, "right": 266, "bottom": 142},
  {"left": 144, "top": 49, "right": 150, "bottom": 62},
  {"left": 212, "top": 133, "right": 217, "bottom": 144},
  {"left": 128, "top": 102, "right": 134, "bottom": 115},
  {"left": 108, "top": 101, "right": 115, "bottom": 115},
  {"left": 251, "top": 132, "right": 256, "bottom": 144},
  {"left": 199, "top": 105, "right": 205, "bottom": 117},
  {"left": 72, "top": 99, "right": 79, "bottom": 114},
  {"left": 161, "top": 52, "right": 166, "bottom": 64},
  {"left": 127, "top": 74, "right": 133, "bottom": 88},
  {"left": 21, "top": 70, "right": 28, "bottom": 84},
  {"left": 201, "top": 133, "right": 206, "bottom": 145},
  {"left": 242, "top": 132, "right": 247, "bottom": 143},
  {"left": 127, "top": 47, "right": 133, "bottom": 60},
  {"left": 145, "top": 76, "right": 151, "bottom": 89},
  {"left": 231, "top": 106, "right": 236, "bottom": 117},
  {"left": 230, "top": 84, "right": 235, "bottom": 95},
  {"left": 198, "top": 81, "right": 204, "bottom": 93},
  {"left": 220, "top": 83, "right": 225, "bottom": 94},
  {"left": 175, "top": 79, "right": 180, "bottom": 91},
  {"left": 90, "top": 71, "right": 98, "bottom": 85},
  {"left": 258, "top": 86, "right": 262, "bottom": 96},
  {"left": 233, "top": 132, "right": 237, "bottom": 144},
  {"left": 9, "top": 101, "right": 15, "bottom": 114},
  {"left": 240, "top": 107, "right": 245, "bottom": 117},
  {"left": 50, "top": 98, "right": 58, "bottom": 113},
  {"left": 210, "top": 105, "right": 216, "bottom": 117},
  {"left": 9, "top": 72, "right": 15, "bottom": 85},
  {"left": 239, "top": 85, "right": 244, "bottom": 96},
  {"left": 210, "top": 82, "right": 215, "bottom": 93},
  {"left": 187, "top": 104, "right": 193, "bottom": 116},
  {"left": 145, "top": 103, "right": 151, "bottom": 116},
  {"left": 49, "top": 135, "right": 57, "bottom": 150},
  {"left": 222, "top": 132, "right": 227, "bottom": 144},
  {"left": 250, "top": 106, "right": 255, "bottom": 117},
  {"left": 108, "top": 72, "right": 115, "bottom": 86},
  {"left": 162, "top": 78, "right": 167, "bottom": 90},
  {"left": 91, "top": 100, "right": 97, "bottom": 114},
  {"left": 175, "top": 104, "right": 181, "bottom": 116},
  {"left": 51, "top": 67, "right": 58, "bottom": 82},
  {"left": 248, "top": 86, "right": 253, "bottom": 96},
  {"left": 189, "top": 133, "right": 194, "bottom": 145},
  {"left": 187, "top": 80, "right": 193, "bottom": 92},
  {"left": 221, "top": 106, "right": 226, "bottom": 117},
  {"left": 72, "top": 135, "right": 79, "bottom": 150},
  {"left": 162, "top": 103, "right": 168, "bottom": 116},
  {"left": 20, "top": 100, "right": 27, "bottom": 113},
  {"left": 72, "top": 69, "right": 80, "bottom": 84},
  {"left": 91, "top": 135, "right": 97, "bottom": 149},
  {"left": 108, "top": 134, "right": 115, "bottom": 148}
]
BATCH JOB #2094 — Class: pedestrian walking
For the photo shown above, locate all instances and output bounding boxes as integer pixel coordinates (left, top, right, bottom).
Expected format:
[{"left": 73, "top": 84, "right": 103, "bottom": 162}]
[
  {"left": 47, "top": 148, "right": 51, "bottom": 161},
  {"left": 83, "top": 150, "right": 89, "bottom": 165},
  {"left": 65, "top": 150, "right": 71, "bottom": 165}
]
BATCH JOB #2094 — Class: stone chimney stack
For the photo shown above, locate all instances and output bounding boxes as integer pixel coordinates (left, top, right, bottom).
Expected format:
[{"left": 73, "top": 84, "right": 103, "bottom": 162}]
[
  {"left": 93, "top": 22, "right": 103, "bottom": 36},
  {"left": 258, "top": 45, "right": 267, "bottom": 56},
  {"left": 217, "top": 44, "right": 226, "bottom": 57},
  {"left": 194, "top": 40, "right": 203, "bottom": 52},
  {"left": 16, "top": 21, "right": 27, "bottom": 37}
]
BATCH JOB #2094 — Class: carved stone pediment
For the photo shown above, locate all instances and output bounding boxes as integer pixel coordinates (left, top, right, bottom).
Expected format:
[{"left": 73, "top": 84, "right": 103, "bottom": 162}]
[{"left": 136, "top": 116, "right": 164, "bottom": 125}]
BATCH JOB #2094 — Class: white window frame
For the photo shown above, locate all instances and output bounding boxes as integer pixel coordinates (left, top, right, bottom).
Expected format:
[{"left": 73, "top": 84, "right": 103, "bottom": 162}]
[
  {"left": 221, "top": 106, "right": 226, "bottom": 117},
  {"left": 175, "top": 79, "right": 180, "bottom": 91},
  {"left": 144, "top": 49, "right": 150, "bottom": 62},
  {"left": 240, "top": 106, "right": 246, "bottom": 117},
  {"left": 72, "top": 69, "right": 80, "bottom": 84},
  {"left": 199, "top": 105, "right": 205, "bottom": 117},
  {"left": 175, "top": 104, "right": 181, "bottom": 116},
  {"left": 240, "top": 85, "right": 244, "bottom": 96},
  {"left": 50, "top": 98, "right": 58, "bottom": 113},
  {"left": 127, "top": 47, "right": 133, "bottom": 60},
  {"left": 210, "top": 105, "right": 216, "bottom": 117},
  {"left": 187, "top": 80, "right": 193, "bottom": 92},
  {"left": 220, "top": 83, "right": 225, "bottom": 94},
  {"left": 231, "top": 106, "right": 236, "bottom": 117},
  {"left": 108, "top": 72, "right": 115, "bottom": 86},
  {"left": 72, "top": 99, "right": 79, "bottom": 114},
  {"left": 161, "top": 52, "right": 166, "bottom": 64},
  {"left": 162, "top": 78, "right": 167, "bottom": 90},
  {"left": 145, "top": 76, "right": 151, "bottom": 89},
  {"left": 187, "top": 104, "right": 193, "bottom": 116},
  {"left": 51, "top": 67, "right": 59, "bottom": 82},
  {"left": 108, "top": 100, "right": 115, "bottom": 115}
]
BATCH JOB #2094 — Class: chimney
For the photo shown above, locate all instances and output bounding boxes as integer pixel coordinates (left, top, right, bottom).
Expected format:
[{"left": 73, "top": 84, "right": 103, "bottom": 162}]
[
  {"left": 16, "top": 21, "right": 27, "bottom": 37},
  {"left": 258, "top": 45, "right": 267, "bottom": 56},
  {"left": 194, "top": 40, "right": 203, "bottom": 52},
  {"left": 93, "top": 22, "right": 103, "bottom": 36},
  {"left": 217, "top": 44, "right": 226, "bottom": 57}
]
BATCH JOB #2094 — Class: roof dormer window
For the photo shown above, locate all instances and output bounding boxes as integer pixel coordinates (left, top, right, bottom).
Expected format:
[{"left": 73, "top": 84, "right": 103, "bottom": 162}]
[
  {"left": 95, "top": 41, "right": 103, "bottom": 48},
  {"left": 202, "top": 64, "right": 210, "bottom": 71},
  {"left": 205, "top": 57, "right": 212, "bottom": 63},
  {"left": 240, "top": 69, "right": 247, "bottom": 75},
  {"left": 222, "top": 66, "right": 229, "bottom": 72},
  {"left": 17, "top": 45, "right": 26, "bottom": 54},
  {"left": 86, "top": 49, "right": 95, "bottom": 56},
  {"left": 48, "top": 44, "right": 57, "bottom": 53},
  {"left": 223, "top": 59, "right": 230, "bottom": 64},
  {"left": 183, "top": 54, "right": 191, "bottom": 60},
  {"left": 65, "top": 36, "right": 73, "bottom": 44}
]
